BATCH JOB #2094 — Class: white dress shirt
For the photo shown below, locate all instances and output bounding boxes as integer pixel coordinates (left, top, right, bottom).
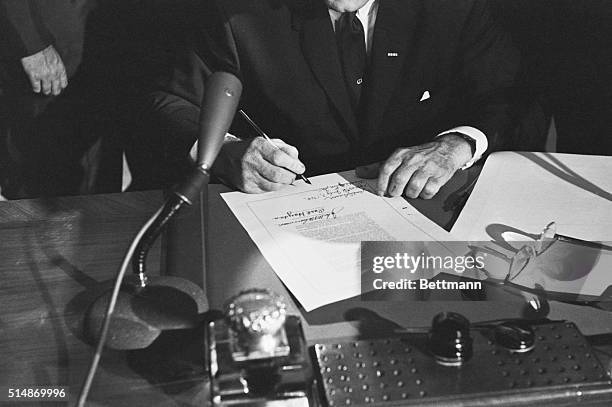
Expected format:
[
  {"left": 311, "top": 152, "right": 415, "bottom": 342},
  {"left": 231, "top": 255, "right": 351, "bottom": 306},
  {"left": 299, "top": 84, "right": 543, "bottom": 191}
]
[{"left": 329, "top": 0, "right": 379, "bottom": 56}]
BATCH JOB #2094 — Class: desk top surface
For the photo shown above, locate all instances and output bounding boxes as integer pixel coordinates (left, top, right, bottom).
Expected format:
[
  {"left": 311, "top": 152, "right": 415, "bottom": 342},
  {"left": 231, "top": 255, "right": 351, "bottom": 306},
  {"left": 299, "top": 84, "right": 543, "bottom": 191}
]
[
  {"left": 1, "top": 180, "right": 612, "bottom": 406},
  {"left": 204, "top": 171, "right": 612, "bottom": 342},
  {"left": 0, "top": 191, "right": 210, "bottom": 406}
]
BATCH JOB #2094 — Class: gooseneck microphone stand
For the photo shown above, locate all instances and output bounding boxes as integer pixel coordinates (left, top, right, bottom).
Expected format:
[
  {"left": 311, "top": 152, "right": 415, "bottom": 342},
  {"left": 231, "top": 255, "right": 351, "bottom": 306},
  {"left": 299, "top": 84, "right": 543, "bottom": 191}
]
[
  {"left": 131, "top": 166, "right": 210, "bottom": 288},
  {"left": 77, "top": 72, "right": 242, "bottom": 407},
  {"left": 130, "top": 70, "right": 243, "bottom": 290}
]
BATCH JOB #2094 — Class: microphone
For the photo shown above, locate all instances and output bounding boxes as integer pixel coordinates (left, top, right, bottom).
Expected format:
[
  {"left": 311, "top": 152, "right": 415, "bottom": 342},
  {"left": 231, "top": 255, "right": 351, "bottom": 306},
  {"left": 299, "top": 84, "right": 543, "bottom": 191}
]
[
  {"left": 173, "top": 71, "right": 243, "bottom": 204},
  {"left": 197, "top": 71, "right": 242, "bottom": 170},
  {"left": 84, "top": 72, "right": 243, "bottom": 350}
]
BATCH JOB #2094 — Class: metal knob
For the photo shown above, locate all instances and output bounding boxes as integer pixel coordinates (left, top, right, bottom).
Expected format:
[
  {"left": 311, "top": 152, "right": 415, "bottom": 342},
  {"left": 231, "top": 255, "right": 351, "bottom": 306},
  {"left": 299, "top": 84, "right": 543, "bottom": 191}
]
[
  {"left": 494, "top": 321, "right": 535, "bottom": 353},
  {"left": 429, "top": 312, "right": 473, "bottom": 366}
]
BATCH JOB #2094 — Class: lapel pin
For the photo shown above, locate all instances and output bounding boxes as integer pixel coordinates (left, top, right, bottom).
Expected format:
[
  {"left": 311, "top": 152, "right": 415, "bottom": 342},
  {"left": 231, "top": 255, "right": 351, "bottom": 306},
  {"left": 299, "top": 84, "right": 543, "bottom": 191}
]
[
  {"left": 420, "top": 91, "right": 431, "bottom": 101},
  {"left": 387, "top": 52, "right": 399, "bottom": 57}
]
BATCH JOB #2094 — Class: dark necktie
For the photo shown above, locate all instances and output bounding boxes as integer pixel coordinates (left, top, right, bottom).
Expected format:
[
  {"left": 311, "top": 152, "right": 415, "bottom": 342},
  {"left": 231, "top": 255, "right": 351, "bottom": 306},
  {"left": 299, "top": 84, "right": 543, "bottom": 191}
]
[{"left": 336, "top": 12, "right": 367, "bottom": 111}]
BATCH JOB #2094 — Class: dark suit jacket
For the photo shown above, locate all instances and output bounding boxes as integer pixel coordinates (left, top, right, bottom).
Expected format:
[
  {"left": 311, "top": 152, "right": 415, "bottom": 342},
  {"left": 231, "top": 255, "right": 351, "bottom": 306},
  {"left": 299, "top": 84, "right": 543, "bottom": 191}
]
[{"left": 150, "top": 0, "right": 519, "bottom": 176}]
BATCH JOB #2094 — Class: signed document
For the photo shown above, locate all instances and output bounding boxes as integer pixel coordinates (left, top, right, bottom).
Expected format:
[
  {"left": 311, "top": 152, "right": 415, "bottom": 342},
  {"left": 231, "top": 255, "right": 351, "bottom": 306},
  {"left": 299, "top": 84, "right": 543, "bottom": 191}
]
[{"left": 221, "top": 171, "right": 452, "bottom": 311}]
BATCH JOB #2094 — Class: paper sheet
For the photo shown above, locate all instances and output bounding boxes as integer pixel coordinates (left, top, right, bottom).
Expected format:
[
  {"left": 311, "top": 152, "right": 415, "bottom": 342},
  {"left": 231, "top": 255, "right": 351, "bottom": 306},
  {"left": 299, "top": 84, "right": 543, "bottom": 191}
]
[
  {"left": 451, "top": 152, "right": 612, "bottom": 241},
  {"left": 451, "top": 152, "right": 612, "bottom": 298},
  {"left": 221, "top": 171, "right": 452, "bottom": 311}
]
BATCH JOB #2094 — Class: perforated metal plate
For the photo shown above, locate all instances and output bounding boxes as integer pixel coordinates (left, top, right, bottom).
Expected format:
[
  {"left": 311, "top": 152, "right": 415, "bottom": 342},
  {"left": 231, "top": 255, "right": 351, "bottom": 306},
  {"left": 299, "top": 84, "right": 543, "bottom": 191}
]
[{"left": 313, "top": 322, "right": 612, "bottom": 406}]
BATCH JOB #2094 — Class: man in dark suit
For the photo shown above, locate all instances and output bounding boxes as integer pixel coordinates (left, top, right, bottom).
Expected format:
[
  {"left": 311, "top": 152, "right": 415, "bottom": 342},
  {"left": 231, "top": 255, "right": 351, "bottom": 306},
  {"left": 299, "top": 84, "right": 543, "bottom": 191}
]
[
  {"left": 0, "top": 0, "right": 96, "bottom": 198},
  {"left": 147, "top": 0, "right": 519, "bottom": 198}
]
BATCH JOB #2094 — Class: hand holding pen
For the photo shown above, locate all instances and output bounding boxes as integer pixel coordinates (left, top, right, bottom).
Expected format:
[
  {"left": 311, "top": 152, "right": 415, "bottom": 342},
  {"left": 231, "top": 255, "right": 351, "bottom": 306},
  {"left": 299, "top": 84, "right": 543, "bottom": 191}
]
[
  {"left": 212, "top": 111, "right": 310, "bottom": 193},
  {"left": 239, "top": 111, "right": 311, "bottom": 185},
  {"left": 196, "top": 64, "right": 312, "bottom": 190}
]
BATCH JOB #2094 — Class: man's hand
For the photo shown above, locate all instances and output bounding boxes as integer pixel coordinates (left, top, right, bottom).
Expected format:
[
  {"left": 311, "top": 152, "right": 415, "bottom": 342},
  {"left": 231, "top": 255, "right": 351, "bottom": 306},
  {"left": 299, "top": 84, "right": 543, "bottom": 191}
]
[
  {"left": 356, "top": 134, "right": 473, "bottom": 199},
  {"left": 21, "top": 45, "right": 68, "bottom": 96},
  {"left": 213, "top": 137, "right": 306, "bottom": 193}
]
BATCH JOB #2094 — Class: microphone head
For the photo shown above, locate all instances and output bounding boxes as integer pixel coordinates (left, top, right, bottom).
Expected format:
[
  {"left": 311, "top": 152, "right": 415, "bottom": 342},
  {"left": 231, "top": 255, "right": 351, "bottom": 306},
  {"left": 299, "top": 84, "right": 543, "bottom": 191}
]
[
  {"left": 84, "top": 276, "right": 208, "bottom": 350},
  {"left": 197, "top": 71, "right": 243, "bottom": 169}
]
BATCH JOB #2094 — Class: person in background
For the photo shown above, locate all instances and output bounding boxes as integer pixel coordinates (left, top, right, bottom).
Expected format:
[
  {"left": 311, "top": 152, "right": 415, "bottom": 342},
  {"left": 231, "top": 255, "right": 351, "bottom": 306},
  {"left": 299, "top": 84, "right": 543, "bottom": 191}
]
[
  {"left": 0, "top": 1, "right": 71, "bottom": 97},
  {"left": 0, "top": 0, "right": 96, "bottom": 198}
]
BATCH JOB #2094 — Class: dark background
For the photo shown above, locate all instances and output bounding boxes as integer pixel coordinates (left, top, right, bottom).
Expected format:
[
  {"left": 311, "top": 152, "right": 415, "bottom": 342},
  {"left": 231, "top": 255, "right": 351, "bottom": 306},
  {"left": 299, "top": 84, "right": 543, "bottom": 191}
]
[
  {"left": 1, "top": 0, "right": 611, "bottom": 198},
  {"left": 492, "top": 0, "right": 612, "bottom": 155}
]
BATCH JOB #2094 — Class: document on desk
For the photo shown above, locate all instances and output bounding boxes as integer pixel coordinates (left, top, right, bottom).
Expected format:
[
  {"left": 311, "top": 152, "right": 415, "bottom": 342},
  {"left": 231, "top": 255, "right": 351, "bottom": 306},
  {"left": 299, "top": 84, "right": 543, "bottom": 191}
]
[{"left": 221, "top": 171, "right": 452, "bottom": 311}]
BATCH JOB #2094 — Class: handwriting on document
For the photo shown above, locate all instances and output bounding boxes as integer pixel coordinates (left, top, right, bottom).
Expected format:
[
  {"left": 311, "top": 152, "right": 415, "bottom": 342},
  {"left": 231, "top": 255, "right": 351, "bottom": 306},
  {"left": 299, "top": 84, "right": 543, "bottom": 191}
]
[
  {"left": 306, "top": 181, "right": 372, "bottom": 201},
  {"left": 221, "top": 171, "right": 453, "bottom": 310},
  {"left": 273, "top": 207, "right": 344, "bottom": 227},
  {"left": 265, "top": 181, "right": 393, "bottom": 242}
]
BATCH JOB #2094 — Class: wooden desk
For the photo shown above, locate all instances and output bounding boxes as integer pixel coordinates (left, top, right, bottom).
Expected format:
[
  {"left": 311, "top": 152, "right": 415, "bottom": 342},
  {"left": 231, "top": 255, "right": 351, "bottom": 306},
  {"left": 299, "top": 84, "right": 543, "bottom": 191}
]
[
  {"left": 1, "top": 181, "right": 612, "bottom": 406},
  {"left": 0, "top": 192, "right": 209, "bottom": 406}
]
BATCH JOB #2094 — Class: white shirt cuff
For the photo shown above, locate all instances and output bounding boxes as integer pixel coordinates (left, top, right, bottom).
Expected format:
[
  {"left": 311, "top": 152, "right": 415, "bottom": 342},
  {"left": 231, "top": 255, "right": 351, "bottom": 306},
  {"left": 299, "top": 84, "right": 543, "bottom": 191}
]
[{"left": 436, "top": 126, "right": 488, "bottom": 169}]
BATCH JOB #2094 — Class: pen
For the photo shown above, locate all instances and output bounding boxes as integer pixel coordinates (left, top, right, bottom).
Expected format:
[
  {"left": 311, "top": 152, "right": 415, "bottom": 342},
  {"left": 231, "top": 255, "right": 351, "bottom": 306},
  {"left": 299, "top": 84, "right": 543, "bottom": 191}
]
[{"left": 238, "top": 110, "right": 311, "bottom": 185}]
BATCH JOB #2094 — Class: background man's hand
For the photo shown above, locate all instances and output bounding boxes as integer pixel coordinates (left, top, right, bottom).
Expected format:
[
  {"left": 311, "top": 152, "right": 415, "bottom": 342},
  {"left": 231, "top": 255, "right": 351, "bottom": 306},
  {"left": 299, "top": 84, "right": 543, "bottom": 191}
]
[
  {"left": 356, "top": 134, "right": 473, "bottom": 199},
  {"left": 213, "top": 137, "right": 306, "bottom": 193},
  {"left": 21, "top": 45, "right": 68, "bottom": 96}
]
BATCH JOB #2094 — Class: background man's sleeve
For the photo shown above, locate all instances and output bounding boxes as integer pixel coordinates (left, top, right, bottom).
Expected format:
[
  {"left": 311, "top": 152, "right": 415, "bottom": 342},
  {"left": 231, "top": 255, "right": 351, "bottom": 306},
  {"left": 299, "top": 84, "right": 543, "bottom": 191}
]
[
  {"left": 451, "top": 0, "right": 521, "bottom": 153},
  {"left": 146, "top": 0, "right": 242, "bottom": 142},
  {"left": 0, "top": 0, "right": 54, "bottom": 59},
  {"left": 129, "top": 0, "right": 244, "bottom": 188}
]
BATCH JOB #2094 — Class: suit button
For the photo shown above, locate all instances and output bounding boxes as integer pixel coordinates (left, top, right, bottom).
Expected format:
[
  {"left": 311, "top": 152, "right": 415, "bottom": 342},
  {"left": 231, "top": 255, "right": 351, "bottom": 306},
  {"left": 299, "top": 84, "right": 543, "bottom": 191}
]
[{"left": 356, "top": 78, "right": 363, "bottom": 85}]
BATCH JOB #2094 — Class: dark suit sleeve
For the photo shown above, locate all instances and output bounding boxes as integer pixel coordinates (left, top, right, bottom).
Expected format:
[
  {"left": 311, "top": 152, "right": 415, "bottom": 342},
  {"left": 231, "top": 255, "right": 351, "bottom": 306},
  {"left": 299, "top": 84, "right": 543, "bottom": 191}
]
[
  {"left": 452, "top": 0, "right": 520, "bottom": 152},
  {"left": 130, "top": 0, "right": 243, "bottom": 188},
  {"left": 0, "top": 0, "right": 54, "bottom": 59},
  {"left": 144, "top": 0, "right": 241, "bottom": 147}
]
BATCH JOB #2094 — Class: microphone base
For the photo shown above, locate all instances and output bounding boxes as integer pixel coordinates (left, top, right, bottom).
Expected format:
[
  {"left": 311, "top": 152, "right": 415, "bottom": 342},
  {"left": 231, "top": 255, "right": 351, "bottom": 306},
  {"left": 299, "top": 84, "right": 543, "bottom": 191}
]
[{"left": 84, "top": 275, "right": 207, "bottom": 350}]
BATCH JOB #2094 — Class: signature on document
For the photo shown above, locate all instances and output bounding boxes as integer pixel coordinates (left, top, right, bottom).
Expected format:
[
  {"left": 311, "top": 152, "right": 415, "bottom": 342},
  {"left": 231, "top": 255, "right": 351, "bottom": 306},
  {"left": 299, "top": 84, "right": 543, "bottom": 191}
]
[
  {"left": 306, "top": 181, "right": 372, "bottom": 201},
  {"left": 273, "top": 206, "right": 345, "bottom": 227}
]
